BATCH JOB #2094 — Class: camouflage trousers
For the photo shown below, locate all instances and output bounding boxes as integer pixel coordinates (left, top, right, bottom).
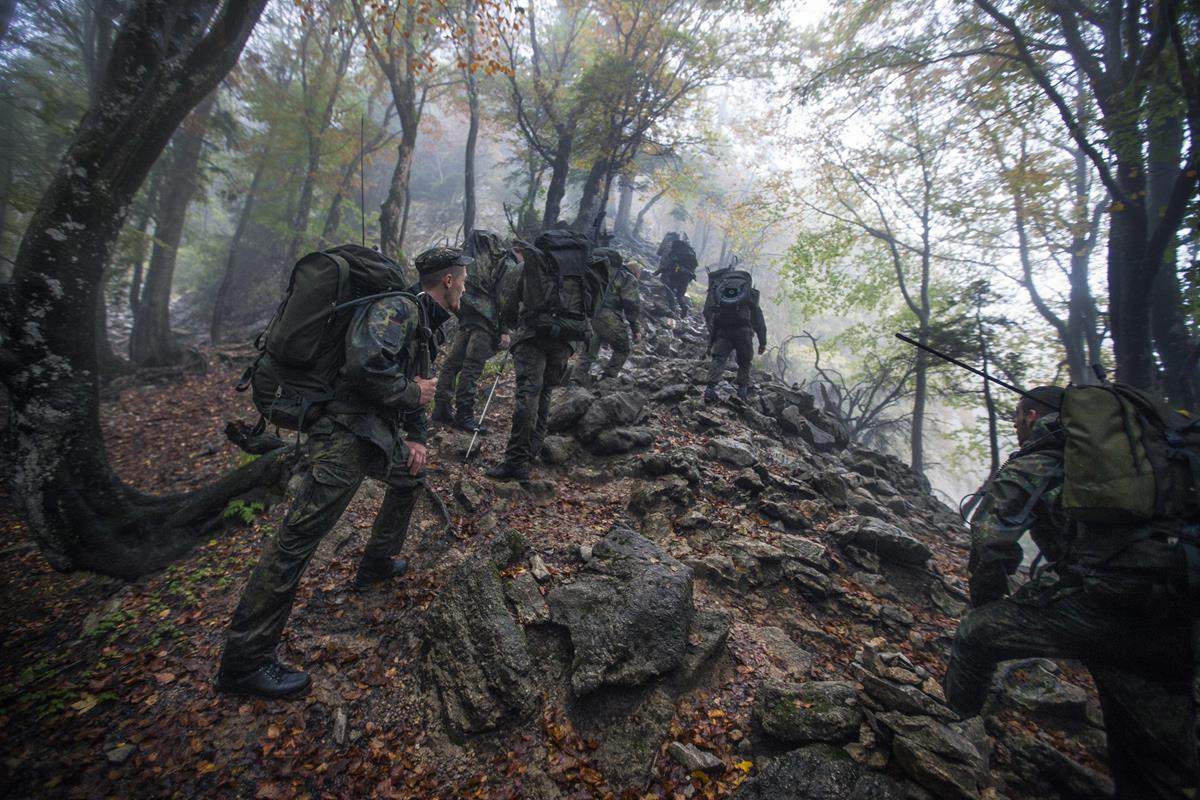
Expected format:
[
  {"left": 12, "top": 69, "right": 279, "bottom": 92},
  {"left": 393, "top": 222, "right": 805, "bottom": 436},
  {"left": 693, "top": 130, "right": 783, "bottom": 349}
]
[
  {"left": 220, "top": 418, "right": 422, "bottom": 674},
  {"left": 663, "top": 273, "right": 692, "bottom": 312},
  {"left": 945, "top": 589, "right": 1196, "bottom": 799},
  {"left": 435, "top": 324, "right": 497, "bottom": 417},
  {"left": 503, "top": 339, "right": 572, "bottom": 468},
  {"left": 574, "top": 311, "right": 631, "bottom": 384},
  {"left": 706, "top": 327, "right": 755, "bottom": 388}
]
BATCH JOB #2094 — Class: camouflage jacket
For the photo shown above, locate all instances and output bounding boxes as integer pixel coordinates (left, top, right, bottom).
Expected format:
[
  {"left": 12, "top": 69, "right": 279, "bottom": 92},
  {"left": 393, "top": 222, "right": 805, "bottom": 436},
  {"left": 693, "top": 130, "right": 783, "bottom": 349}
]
[
  {"left": 968, "top": 413, "right": 1070, "bottom": 607},
  {"left": 599, "top": 265, "right": 641, "bottom": 335},
  {"left": 459, "top": 252, "right": 521, "bottom": 339},
  {"left": 330, "top": 292, "right": 437, "bottom": 463}
]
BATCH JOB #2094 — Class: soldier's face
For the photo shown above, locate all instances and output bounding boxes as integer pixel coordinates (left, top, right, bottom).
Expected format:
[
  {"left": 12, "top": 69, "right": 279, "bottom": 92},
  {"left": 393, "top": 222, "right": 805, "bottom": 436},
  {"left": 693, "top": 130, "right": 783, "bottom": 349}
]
[{"left": 442, "top": 266, "right": 467, "bottom": 313}]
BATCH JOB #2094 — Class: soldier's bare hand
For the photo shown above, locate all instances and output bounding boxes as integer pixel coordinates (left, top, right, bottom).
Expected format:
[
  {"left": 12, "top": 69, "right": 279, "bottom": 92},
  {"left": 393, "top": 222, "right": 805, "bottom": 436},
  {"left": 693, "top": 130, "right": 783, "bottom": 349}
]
[
  {"left": 406, "top": 442, "right": 428, "bottom": 475},
  {"left": 499, "top": 334, "right": 511, "bottom": 350},
  {"left": 415, "top": 377, "right": 436, "bottom": 405}
]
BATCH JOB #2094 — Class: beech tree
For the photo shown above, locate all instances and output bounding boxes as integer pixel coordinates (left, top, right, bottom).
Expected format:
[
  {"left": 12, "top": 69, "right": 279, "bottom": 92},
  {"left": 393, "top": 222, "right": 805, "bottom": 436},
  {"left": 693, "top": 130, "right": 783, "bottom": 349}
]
[{"left": 0, "top": 0, "right": 274, "bottom": 577}]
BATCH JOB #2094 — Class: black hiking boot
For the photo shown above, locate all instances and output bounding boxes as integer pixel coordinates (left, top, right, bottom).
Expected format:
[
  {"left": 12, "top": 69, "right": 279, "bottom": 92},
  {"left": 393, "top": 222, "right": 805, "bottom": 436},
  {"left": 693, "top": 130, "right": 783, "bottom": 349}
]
[
  {"left": 703, "top": 385, "right": 718, "bottom": 404},
  {"left": 353, "top": 556, "right": 408, "bottom": 590},
  {"left": 431, "top": 404, "right": 454, "bottom": 425},
  {"left": 216, "top": 661, "right": 311, "bottom": 700},
  {"left": 485, "top": 461, "right": 530, "bottom": 482},
  {"left": 737, "top": 385, "right": 750, "bottom": 402},
  {"left": 453, "top": 415, "right": 489, "bottom": 435}
]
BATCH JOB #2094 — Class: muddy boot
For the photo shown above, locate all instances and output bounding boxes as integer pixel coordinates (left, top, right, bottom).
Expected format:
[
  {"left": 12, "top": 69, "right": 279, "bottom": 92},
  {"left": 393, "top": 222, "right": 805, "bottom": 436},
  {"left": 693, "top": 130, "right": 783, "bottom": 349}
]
[
  {"left": 737, "top": 384, "right": 750, "bottom": 402},
  {"left": 704, "top": 385, "right": 718, "bottom": 404},
  {"left": 485, "top": 462, "right": 530, "bottom": 481},
  {"left": 453, "top": 414, "right": 489, "bottom": 434},
  {"left": 431, "top": 403, "right": 454, "bottom": 425},
  {"left": 353, "top": 556, "right": 408, "bottom": 590}
]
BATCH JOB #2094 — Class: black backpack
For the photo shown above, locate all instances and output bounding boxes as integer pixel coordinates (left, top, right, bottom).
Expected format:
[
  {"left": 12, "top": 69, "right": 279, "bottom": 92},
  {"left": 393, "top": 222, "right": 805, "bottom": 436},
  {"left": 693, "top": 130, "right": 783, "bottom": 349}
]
[
  {"left": 669, "top": 238, "right": 698, "bottom": 276},
  {"left": 523, "top": 229, "right": 608, "bottom": 342},
  {"left": 238, "top": 245, "right": 412, "bottom": 431},
  {"left": 707, "top": 269, "right": 755, "bottom": 329},
  {"left": 459, "top": 230, "right": 510, "bottom": 323}
]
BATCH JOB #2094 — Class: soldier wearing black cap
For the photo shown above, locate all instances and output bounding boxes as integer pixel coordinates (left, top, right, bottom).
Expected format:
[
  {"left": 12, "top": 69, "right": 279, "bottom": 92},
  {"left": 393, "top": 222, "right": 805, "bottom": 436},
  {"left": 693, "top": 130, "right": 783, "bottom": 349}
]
[{"left": 216, "top": 246, "right": 468, "bottom": 700}]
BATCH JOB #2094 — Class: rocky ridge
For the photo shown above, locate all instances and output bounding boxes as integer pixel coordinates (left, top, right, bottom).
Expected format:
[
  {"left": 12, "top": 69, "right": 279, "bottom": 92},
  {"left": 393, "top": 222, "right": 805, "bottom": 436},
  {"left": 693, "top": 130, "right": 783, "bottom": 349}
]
[{"left": 411, "top": 272, "right": 1114, "bottom": 799}]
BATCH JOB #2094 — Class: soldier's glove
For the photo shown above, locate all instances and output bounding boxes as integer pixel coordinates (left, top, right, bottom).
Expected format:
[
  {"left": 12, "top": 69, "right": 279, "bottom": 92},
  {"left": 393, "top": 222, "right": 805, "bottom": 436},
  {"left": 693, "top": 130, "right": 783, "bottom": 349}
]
[{"left": 758, "top": 343, "right": 766, "bottom": 355}]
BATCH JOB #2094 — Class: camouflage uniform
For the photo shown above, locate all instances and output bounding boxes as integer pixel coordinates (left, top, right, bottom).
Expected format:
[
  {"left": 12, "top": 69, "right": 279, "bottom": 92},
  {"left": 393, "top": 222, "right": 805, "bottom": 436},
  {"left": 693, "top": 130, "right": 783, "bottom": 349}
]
[
  {"left": 496, "top": 274, "right": 573, "bottom": 470},
  {"left": 221, "top": 294, "right": 434, "bottom": 676},
  {"left": 944, "top": 413, "right": 1196, "bottom": 799},
  {"left": 704, "top": 278, "right": 767, "bottom": 392},
  {"left": 574, "top": 263, "right": 641, "bottom": 384},
  {"left": 433, "top": 245, "right": 520, "bottom": 422}
]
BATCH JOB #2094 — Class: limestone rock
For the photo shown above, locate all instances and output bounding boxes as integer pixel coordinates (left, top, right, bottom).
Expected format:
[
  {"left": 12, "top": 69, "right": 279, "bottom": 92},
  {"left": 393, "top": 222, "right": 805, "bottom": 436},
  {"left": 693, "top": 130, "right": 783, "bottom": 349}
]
[
  {"left": 747, "top": 625, "right": 815, "bottom": 680},
  {"left": 591, "top": 426, "right": 655, "bottom": 455},
  {"left": 731, "top": 743, "right": 903, "bottom": 800},
  {"left": 504, "top": 570, "right": 550, "bottom": 625},
  {"left": 754, "top": 680, "right": 863, "bottom": 744},
  {"left": 454, "top": 478, "right": 486, "bottom": 513},
  {"left": 547, "top": 526, "right": 694, "bottom": 696},
  {"left": 827, "top": 517, "right": 932, "bottom": 566},
  {"left": 706, "top": 437, "right": 758, "bottom": 467},
  {"left": 577, "top": 392, "right": 645, "bottom": 442},
  {"left": 547, "top": 387, "right": 596, "bottom": 433},
  {"left": 875, "top": 712, "right": 991, "bottom": 800},
  {"left": 424, "top": 534, "right": 537, "bottom": 735},
  {"left": 669, "top": 742, "right": 726, "bottom": 774}
]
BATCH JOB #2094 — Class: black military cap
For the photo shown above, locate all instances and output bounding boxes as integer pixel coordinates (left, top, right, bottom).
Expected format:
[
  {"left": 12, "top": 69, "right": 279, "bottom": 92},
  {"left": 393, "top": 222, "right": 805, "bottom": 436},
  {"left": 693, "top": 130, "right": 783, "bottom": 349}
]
[{"left": 414, "top": 246, "right": 473, "bottom": 275}]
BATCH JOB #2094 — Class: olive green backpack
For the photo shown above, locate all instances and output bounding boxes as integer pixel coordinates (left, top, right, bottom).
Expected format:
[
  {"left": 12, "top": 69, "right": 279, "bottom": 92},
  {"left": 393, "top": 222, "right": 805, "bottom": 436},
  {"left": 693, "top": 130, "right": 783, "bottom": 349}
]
[{"left": 1060, "top": 382, "right": 1200, "bottom": 524}]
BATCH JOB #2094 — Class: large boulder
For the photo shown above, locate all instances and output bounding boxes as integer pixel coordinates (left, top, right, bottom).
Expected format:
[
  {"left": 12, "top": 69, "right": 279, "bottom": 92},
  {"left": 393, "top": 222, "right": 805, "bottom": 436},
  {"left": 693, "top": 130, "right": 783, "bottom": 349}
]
[
  {"left": 547, "top": 387, "right": 596, "bottom": 433},
  {"left": 424, "top": 531, "right": 538, "bottom": 736},
  {"left": 731, "top": 743, "right": 903, "bottom": 800},
  {"left": 754, "top": 680, "right": 863, "bottom": 744},
  {"left": 826, "top": 517, "right": 932, "bottom": 566},
  {"left": 875, "top": 712, "right": 992, "bottom": 800},
  {"left": 576, "top": 392, "right": 645, "bottom": 442},
  {"left": 547, "top": 525, "right": 694, "bottom": 696},
  {"left": 706, "top": 437, "right": 758, "bottom": 467},
  {"left": 590, "top": 426, "right": 655, "bottom": 455}
]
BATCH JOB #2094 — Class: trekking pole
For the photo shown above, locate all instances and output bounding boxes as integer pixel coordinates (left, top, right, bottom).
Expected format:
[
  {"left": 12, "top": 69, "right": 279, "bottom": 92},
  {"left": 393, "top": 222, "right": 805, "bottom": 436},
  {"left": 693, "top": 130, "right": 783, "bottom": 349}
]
[
  {"left": 465, "top": 350, "right": 511, "bottom": 462},
  {"left": 893, "top": 333, "right": 1050, "bottom": 408}
]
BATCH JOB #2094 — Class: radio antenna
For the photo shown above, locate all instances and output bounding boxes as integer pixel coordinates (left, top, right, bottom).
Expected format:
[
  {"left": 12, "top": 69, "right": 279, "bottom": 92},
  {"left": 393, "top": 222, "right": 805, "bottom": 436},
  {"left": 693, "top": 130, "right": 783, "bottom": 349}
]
[{"left": 360, "top": 114, "right": 366, "bottom": 247}]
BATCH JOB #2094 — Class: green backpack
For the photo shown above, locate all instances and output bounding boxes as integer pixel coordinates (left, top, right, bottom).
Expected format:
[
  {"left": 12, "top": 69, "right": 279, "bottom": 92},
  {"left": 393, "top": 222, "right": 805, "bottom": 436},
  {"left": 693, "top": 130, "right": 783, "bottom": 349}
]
[
  {"left": 238, "top": 245, "right": 412, "bottom": 431},
  {"left": 1060, "top": 383, "right": 1200, "bottom": 524},
  {"left": 523, "top": 229, "right": 608, "bottom": 343},
  {"left": 459, "top": 230, "right": 510, "bottom": 325}
]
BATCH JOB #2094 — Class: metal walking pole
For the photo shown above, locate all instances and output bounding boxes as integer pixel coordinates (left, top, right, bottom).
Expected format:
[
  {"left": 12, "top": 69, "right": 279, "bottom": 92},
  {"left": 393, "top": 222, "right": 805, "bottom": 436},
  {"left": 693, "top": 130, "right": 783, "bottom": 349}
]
[{"left": 465, "top": 350, "right": 511, "bottom": 462}]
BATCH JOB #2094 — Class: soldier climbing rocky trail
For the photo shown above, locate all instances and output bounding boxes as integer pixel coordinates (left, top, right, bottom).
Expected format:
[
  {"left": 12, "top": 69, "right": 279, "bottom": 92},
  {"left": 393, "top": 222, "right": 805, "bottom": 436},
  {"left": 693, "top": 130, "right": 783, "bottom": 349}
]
[{"left": 0, "top": 262, "right": 1123, "bottom": 799}]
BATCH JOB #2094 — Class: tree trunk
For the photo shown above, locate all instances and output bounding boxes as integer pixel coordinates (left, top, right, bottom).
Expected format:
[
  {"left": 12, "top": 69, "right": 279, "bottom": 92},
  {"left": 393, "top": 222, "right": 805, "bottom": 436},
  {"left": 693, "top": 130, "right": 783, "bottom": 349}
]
[
  {"left": 541, "top": 129, "right": 573, "bottom": 228},
  {"left": 910, "top": 335, "right": 928, "bottom": 475},
  {"left": 211, "top": 143, "right": 269, "bottom": 345},
  {"left": 1, "top": 0, "right": 274, "bottom": 577},
  {"left": 631, "top": 186, "right": 666, "bottom": 240},
  {"left": 572, "top": 158, "right": 608, "bottom": 232},
  {"left": 462, "top": 9, "right": 480, "bottom": 236},
  {"left": 1147, "top": 89, "right": 1196, "bottom": 409},
  {"left": 615, "top": 175, "right": 633, "bottom": 236},
  {"left": 380, "top": 129, "right": 416, "bottom": 267},
  {"left": 127, "top": 170, "right": 161, "bottom": 316},
  {"left": 130, "top": 92, "right": 217, "bottom": 366}
]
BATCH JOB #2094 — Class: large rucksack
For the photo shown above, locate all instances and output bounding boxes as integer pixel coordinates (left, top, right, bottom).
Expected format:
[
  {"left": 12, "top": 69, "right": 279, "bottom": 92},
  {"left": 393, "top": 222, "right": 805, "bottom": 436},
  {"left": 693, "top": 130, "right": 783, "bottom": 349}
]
[
  {"left": 523, "top": 229, "right": 608, "bottom": 342},
  {"left": 238, "top": 245, "right": 412, "bottom": 431},
  {"left": 1060, "top": 383, "right": 1200, "bottom": 524},
  {"left": 459, "top": 230, "right": 510, "bottom": 324},
  {"left": 668, "top": 237, "right": 698, "bottom": 276},
  {"left": 1057, "top": 382, "right": 1200, "bottom": 601},
  {"left": 706, "top": 269, "right": 756, "bottom": 330}
]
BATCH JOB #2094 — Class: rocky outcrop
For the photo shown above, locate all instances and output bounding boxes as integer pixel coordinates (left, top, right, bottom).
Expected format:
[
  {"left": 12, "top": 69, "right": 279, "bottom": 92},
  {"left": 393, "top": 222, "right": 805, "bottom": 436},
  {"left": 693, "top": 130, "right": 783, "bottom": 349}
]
[
  {"left": 731, "top": 743, "right": 903, "bottom": 800},
  {"left": 424, "top": 530, "right": 539, "bottom": 736},
  {"left": 547, "top": 525, "right": 694, "bottom": 696},
  {"left": 754, "top": 680, "right": 863, "bottom": 744},
  {"left": 826, "top": 516, "right": 932, "bottom": 566}
]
